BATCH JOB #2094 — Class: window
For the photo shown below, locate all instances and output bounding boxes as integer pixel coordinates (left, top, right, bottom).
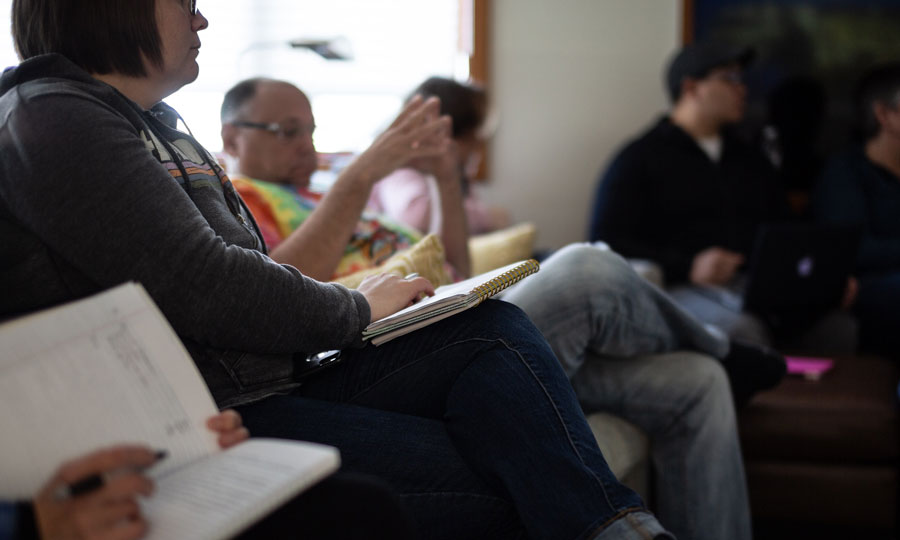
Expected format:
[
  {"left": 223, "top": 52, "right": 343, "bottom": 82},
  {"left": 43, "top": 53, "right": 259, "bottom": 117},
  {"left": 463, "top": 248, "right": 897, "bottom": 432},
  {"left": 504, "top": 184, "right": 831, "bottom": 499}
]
[
  {"left": 0, "top": 0, "right": 473, "bottom": 153},
  {"left": 173, "top": 0, "right": 471, "bottom": 152},
  {"left": 0, "top": 7, "right": 15, "bottom": 70}
]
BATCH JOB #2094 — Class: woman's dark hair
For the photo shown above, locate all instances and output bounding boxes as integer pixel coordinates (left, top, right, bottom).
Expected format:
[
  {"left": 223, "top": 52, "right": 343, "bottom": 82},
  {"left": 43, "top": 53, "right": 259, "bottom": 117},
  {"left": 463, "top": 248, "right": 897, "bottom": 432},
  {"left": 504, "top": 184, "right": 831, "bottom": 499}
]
[
  {"left": 855, "top": 62, "right": 900, "bottom": 141},
  {"left": 12, "top": 0, "right": 163, "bottom": 77},
  {"left": 410, "top": 77, "right": 487, "bottom": 139}
]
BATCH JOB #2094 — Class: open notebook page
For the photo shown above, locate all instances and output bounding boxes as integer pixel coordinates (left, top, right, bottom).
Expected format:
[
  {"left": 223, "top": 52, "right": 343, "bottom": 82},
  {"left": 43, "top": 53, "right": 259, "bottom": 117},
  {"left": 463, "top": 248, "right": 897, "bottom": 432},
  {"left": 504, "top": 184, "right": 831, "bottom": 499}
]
[
  {"left": 143, "top": 439, "right": 339, "bottom": 540},
  {"left": 0, "top": 283, "right": 219, "bottom": 498}
]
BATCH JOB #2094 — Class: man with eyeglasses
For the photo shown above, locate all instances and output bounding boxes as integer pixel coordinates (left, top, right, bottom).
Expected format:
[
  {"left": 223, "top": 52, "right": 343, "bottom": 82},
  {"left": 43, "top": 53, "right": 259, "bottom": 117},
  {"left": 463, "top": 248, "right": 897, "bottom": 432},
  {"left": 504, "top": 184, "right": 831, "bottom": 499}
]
[
  {"left": 589, "top": 42, "right": 858, "bottom": 354},
  {"left": 220, "top": 78, "right": 448, "bottom": 282},
  {"left": 221, "top": 79, "right": 320, "bottom": 191}
]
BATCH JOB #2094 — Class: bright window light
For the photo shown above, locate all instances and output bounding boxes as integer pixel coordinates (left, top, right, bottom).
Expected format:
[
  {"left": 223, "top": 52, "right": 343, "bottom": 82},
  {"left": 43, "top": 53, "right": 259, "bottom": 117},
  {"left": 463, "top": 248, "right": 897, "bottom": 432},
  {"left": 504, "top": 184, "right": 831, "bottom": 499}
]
[{"left": 0, "top": 0, "right": 470, "bottom": 153}]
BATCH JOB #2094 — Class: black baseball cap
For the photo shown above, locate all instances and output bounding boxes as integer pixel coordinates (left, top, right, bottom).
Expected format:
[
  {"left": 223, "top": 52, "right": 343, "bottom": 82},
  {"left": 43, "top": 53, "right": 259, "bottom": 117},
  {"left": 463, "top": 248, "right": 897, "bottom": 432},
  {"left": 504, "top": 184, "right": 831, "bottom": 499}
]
[{"left": 666, "top": 42, "right": 755, "bottom": 101}]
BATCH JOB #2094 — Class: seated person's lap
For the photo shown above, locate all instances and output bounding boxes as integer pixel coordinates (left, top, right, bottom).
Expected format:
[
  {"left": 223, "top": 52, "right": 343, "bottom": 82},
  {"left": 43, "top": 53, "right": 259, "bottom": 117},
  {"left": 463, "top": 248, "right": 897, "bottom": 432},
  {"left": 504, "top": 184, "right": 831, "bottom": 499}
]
[
  {"left": 297, "top": 300, "right": 551, "bottom": 415},
  {"left": 236, "top": 399, "right": 521, "bottom": 539}
]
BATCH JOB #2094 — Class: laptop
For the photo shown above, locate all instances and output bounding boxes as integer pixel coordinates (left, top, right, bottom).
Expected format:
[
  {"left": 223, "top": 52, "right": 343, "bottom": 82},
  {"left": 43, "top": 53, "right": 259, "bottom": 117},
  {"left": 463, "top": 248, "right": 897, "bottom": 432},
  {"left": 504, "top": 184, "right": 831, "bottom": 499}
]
[{"left": 742, "top": 223, "right": 859, "bottom": 321}]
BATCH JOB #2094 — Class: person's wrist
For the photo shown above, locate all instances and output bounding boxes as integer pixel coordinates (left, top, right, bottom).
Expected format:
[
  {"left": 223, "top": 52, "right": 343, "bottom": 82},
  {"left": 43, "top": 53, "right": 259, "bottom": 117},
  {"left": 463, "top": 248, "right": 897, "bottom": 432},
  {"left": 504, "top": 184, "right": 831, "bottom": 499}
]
[
  {"left": 342, "top": 153, "right": 380, "bottom": 188},
  {"left": 437, "top": 172, "right": 462, "bottom": 192},
  {"left": 435, "top": 165, "right": 462, "bottom": 187}
]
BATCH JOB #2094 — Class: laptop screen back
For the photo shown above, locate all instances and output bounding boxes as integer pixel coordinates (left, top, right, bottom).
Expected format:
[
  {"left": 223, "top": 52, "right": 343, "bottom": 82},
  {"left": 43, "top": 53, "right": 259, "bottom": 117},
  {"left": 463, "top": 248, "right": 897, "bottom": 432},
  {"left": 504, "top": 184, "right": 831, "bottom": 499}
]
[{"left": 742, "top": 223, "right": 859, "bottom": 318}]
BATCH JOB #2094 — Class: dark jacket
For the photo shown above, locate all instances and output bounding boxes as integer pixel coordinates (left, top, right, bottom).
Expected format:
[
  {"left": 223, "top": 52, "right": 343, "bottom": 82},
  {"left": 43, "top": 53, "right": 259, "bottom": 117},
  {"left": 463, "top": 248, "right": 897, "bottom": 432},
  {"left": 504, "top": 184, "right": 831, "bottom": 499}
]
[
  {"left": 812, "top": 146, "right": 900, "bottom": 274},
  {"left": 0, "top": 54, "right": 370, "bottom": 408},
  {"left": 589, "top": 116, "right": 789, "bottom": 284}
]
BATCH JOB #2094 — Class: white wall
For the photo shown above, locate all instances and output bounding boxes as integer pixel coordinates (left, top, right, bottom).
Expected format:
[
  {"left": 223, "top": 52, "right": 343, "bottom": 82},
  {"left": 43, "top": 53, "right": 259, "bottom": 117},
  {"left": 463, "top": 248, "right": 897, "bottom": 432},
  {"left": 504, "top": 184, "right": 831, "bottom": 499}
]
[{"left": 484, "top": 0, "right": 681, "bottom": 250}]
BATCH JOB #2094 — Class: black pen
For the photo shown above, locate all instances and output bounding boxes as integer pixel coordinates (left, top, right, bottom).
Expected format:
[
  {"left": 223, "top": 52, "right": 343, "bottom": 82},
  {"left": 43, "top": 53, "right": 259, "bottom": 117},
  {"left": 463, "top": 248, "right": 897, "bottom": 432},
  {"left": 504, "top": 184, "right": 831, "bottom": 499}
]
[{"left": 54, "top": 449, "right": 168, "bottom": 500}]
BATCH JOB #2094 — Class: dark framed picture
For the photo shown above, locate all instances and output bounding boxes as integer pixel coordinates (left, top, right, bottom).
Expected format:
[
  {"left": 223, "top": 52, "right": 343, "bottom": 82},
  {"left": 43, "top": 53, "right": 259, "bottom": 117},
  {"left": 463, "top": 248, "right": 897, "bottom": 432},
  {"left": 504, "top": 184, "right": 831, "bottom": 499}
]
[{"left": 684, "top": 0, "right": 900, "bottom": 190}]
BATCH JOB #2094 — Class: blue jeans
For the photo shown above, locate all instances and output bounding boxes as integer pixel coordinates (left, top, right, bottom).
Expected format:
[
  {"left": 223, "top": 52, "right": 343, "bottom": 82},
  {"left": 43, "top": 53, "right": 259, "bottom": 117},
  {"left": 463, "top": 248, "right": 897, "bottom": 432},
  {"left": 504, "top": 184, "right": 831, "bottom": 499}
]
[
  {"left": 502, "top": 243, "right": 750, "bottom": 540},
  {"left": 237, "top": 300, "right": 671, "bottom": 540},
  {"left": 668, "top": 282, "right": 858, "bottom": 355}
]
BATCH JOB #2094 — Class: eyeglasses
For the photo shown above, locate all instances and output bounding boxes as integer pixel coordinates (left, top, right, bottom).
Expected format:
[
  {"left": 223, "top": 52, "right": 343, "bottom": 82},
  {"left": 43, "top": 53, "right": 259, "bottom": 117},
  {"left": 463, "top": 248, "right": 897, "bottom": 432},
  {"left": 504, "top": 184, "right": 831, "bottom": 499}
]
[
  {"left": 189, "top": 0, "right": 197, "bottom": 15},
  {"left": 230, "top": 120, "right": 316, "bottom": 141}
]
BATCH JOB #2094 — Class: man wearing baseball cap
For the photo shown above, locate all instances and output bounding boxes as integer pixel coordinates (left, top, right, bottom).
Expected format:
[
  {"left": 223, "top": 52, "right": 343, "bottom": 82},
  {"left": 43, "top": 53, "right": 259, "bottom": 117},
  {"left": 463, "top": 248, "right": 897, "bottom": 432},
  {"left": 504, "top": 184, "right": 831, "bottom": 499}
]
[{"left": 588, "top": 41, "right": 857, "bottom": 352}]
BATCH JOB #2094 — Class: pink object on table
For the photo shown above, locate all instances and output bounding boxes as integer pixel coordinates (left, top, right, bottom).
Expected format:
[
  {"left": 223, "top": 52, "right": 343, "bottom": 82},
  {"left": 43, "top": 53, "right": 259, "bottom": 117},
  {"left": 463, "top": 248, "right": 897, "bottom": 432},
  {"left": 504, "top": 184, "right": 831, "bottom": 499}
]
[{"left": 785, "top": 356, "right": 835, "bottom": 381}]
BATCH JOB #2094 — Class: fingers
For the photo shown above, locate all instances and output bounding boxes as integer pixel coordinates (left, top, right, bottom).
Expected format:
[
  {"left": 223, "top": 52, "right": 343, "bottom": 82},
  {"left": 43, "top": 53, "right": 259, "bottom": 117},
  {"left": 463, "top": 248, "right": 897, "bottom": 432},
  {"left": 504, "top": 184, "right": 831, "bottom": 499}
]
[
  {"left": 64, "top": 501, "right": 147, "bottom": 540},
  {"left": 54, "top": 445, "right": 157, "bottom": 489},
  {"left": 388, "top": 94, "right": 426, "bottom": 129},
  {"left": 358, "top": 272, "right": 437, "bottom": 321},
  {"left": 392, "top": 95, "right": 440, "bottom": 131},
  {"left": 408, "top": 276, "right": 436, "bottom": 298},
  {"left": 409, "top": 114, "right": 452, "bottom": 148},
  {"left": 35, "top": 447, "right": 156, "bottom": 540},
  {"left": 719, "top": 257, "right": 741, "bottom": 272},
  {"left": 392, "top": 96, "right": 451, "bottom": 151},
  {"left": 404, "top": 276, "right": 436, "bottom": 307},
  {"left": 359, "top": 272, "right": 434, "bottom": 293},
  {"left": 726, "top": 253, "right": 745, "bottom": 267},
  {"left": 358, "top": 97, "right": 450, "bottom": 182},
  {"left": 89, "top": 472, "right": 154, "bottom": 502},
  {"left": 80, "top": 498, "right": 142, "bottom": 529},
  {"left": 36, "top": 472, "right": 150, "bottom": 540},
  {"left": 207, "top": 409, "right": 243, "bottom": 432},
  {"left": 56, "top": 470, "right": 153, "bottom": 510},
  {"left": 218, "top": 426, "right": 250, "bottom": 449},
  {"left": 390, "top": 112, "right": 451, "bottom": 158},
  {"left": 97, "top": 518, "right": 148, "bottom": 540},
  {"left": 396, "top": 275, "right": 435, "bottom": 308},
  {"left": 705, "top": 248, "right": 744, "bottom": 283},
  {"left": 208, "top": 409, "right": 249, "bottom": 449},
  {"left": 720, "top": 253, "right": 744, "bottom": 281}
]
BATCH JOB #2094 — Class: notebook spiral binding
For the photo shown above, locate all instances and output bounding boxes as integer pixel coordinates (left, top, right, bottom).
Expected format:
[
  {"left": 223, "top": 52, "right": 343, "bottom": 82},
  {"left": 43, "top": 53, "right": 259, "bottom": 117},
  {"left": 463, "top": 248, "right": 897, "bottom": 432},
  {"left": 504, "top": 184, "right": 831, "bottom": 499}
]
[{"left": 470, "top": 259, "right": 540, "bottom": 301}]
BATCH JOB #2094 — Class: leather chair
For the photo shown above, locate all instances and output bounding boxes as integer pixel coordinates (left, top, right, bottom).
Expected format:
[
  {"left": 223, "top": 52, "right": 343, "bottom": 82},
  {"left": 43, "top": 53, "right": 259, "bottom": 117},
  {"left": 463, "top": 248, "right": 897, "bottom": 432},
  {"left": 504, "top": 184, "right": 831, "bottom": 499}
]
[{"left": 738, "top": 355, "right": 899, "bottom": 533}]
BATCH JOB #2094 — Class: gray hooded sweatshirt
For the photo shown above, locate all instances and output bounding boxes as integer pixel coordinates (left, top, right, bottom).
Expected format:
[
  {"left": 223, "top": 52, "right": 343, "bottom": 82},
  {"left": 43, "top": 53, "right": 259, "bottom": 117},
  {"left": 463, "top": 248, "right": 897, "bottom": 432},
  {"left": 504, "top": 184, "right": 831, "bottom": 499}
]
[{"left": 0, "top": 54, "right": 370, "bottom": 408}]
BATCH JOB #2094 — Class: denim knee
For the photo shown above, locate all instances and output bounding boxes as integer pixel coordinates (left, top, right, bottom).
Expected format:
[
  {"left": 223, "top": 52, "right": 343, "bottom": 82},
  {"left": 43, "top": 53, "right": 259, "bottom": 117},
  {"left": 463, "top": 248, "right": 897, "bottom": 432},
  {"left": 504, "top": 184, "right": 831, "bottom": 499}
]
[
  {"left": 474, "top": 299, "right": 549, "bottom": 342},
  {"left": 550, "top": 243, "right": 639, "bottom": 296},
  {"left": 658, "top": 354, "right": 733, "bottom": 435}
]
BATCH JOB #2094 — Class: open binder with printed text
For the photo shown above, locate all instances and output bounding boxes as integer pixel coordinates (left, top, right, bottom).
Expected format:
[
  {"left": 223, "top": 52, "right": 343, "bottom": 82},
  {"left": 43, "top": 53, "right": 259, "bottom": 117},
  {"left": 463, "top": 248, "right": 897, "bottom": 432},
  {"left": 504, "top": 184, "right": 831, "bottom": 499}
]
[
  {"left": 0, "top": 283, "right": 340, "bottom": 540},
  {"left": 363, "top": 259, "right": 540, "bottom": 345}
]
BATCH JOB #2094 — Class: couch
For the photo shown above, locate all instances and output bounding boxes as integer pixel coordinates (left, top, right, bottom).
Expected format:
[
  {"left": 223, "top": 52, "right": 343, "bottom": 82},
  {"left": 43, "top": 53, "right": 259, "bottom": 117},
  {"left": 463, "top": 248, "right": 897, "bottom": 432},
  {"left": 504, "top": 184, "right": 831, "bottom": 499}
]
[{"left": 340, "top": 225, "right": 716, "bottom": 504}]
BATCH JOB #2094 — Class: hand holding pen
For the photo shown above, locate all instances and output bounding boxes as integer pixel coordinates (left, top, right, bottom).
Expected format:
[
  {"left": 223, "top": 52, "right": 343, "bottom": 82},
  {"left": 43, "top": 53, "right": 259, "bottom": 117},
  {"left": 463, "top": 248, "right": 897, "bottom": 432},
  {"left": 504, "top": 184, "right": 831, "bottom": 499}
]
[
  {"left": 34, "top": 445, "right": 162, "bottom": 540},
  {"left": 30, "top": 410, "right": 249, "bottom": 540}
]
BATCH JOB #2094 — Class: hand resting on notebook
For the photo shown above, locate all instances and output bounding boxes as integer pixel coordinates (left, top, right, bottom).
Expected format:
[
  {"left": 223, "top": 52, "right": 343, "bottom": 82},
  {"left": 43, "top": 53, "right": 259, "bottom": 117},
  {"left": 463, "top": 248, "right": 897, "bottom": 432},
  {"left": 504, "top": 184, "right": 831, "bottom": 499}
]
[{"left": 357, "top": 272, "right": 435, "bottom": 322}]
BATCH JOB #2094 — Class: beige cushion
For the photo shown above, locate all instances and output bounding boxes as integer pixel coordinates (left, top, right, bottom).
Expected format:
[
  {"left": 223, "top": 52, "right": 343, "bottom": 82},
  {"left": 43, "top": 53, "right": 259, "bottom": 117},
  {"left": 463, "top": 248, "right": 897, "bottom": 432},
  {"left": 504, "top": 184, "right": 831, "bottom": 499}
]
[
  {"left": 587, "top": 412, "right": 649, "bottom": 479},
  {"left": 468, "top": 222, "right": 537, "bottom": 275},
  {"left": 332, "top": 233, "right": 451, "bottom": 289}
]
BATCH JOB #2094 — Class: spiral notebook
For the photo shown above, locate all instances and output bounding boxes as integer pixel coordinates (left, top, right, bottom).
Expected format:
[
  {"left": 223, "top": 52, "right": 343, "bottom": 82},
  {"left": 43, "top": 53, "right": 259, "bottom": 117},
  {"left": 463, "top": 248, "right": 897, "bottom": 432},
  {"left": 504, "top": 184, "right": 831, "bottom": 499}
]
[{"left": 363, "top": 259, "right": 540, "bottom": 346}]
